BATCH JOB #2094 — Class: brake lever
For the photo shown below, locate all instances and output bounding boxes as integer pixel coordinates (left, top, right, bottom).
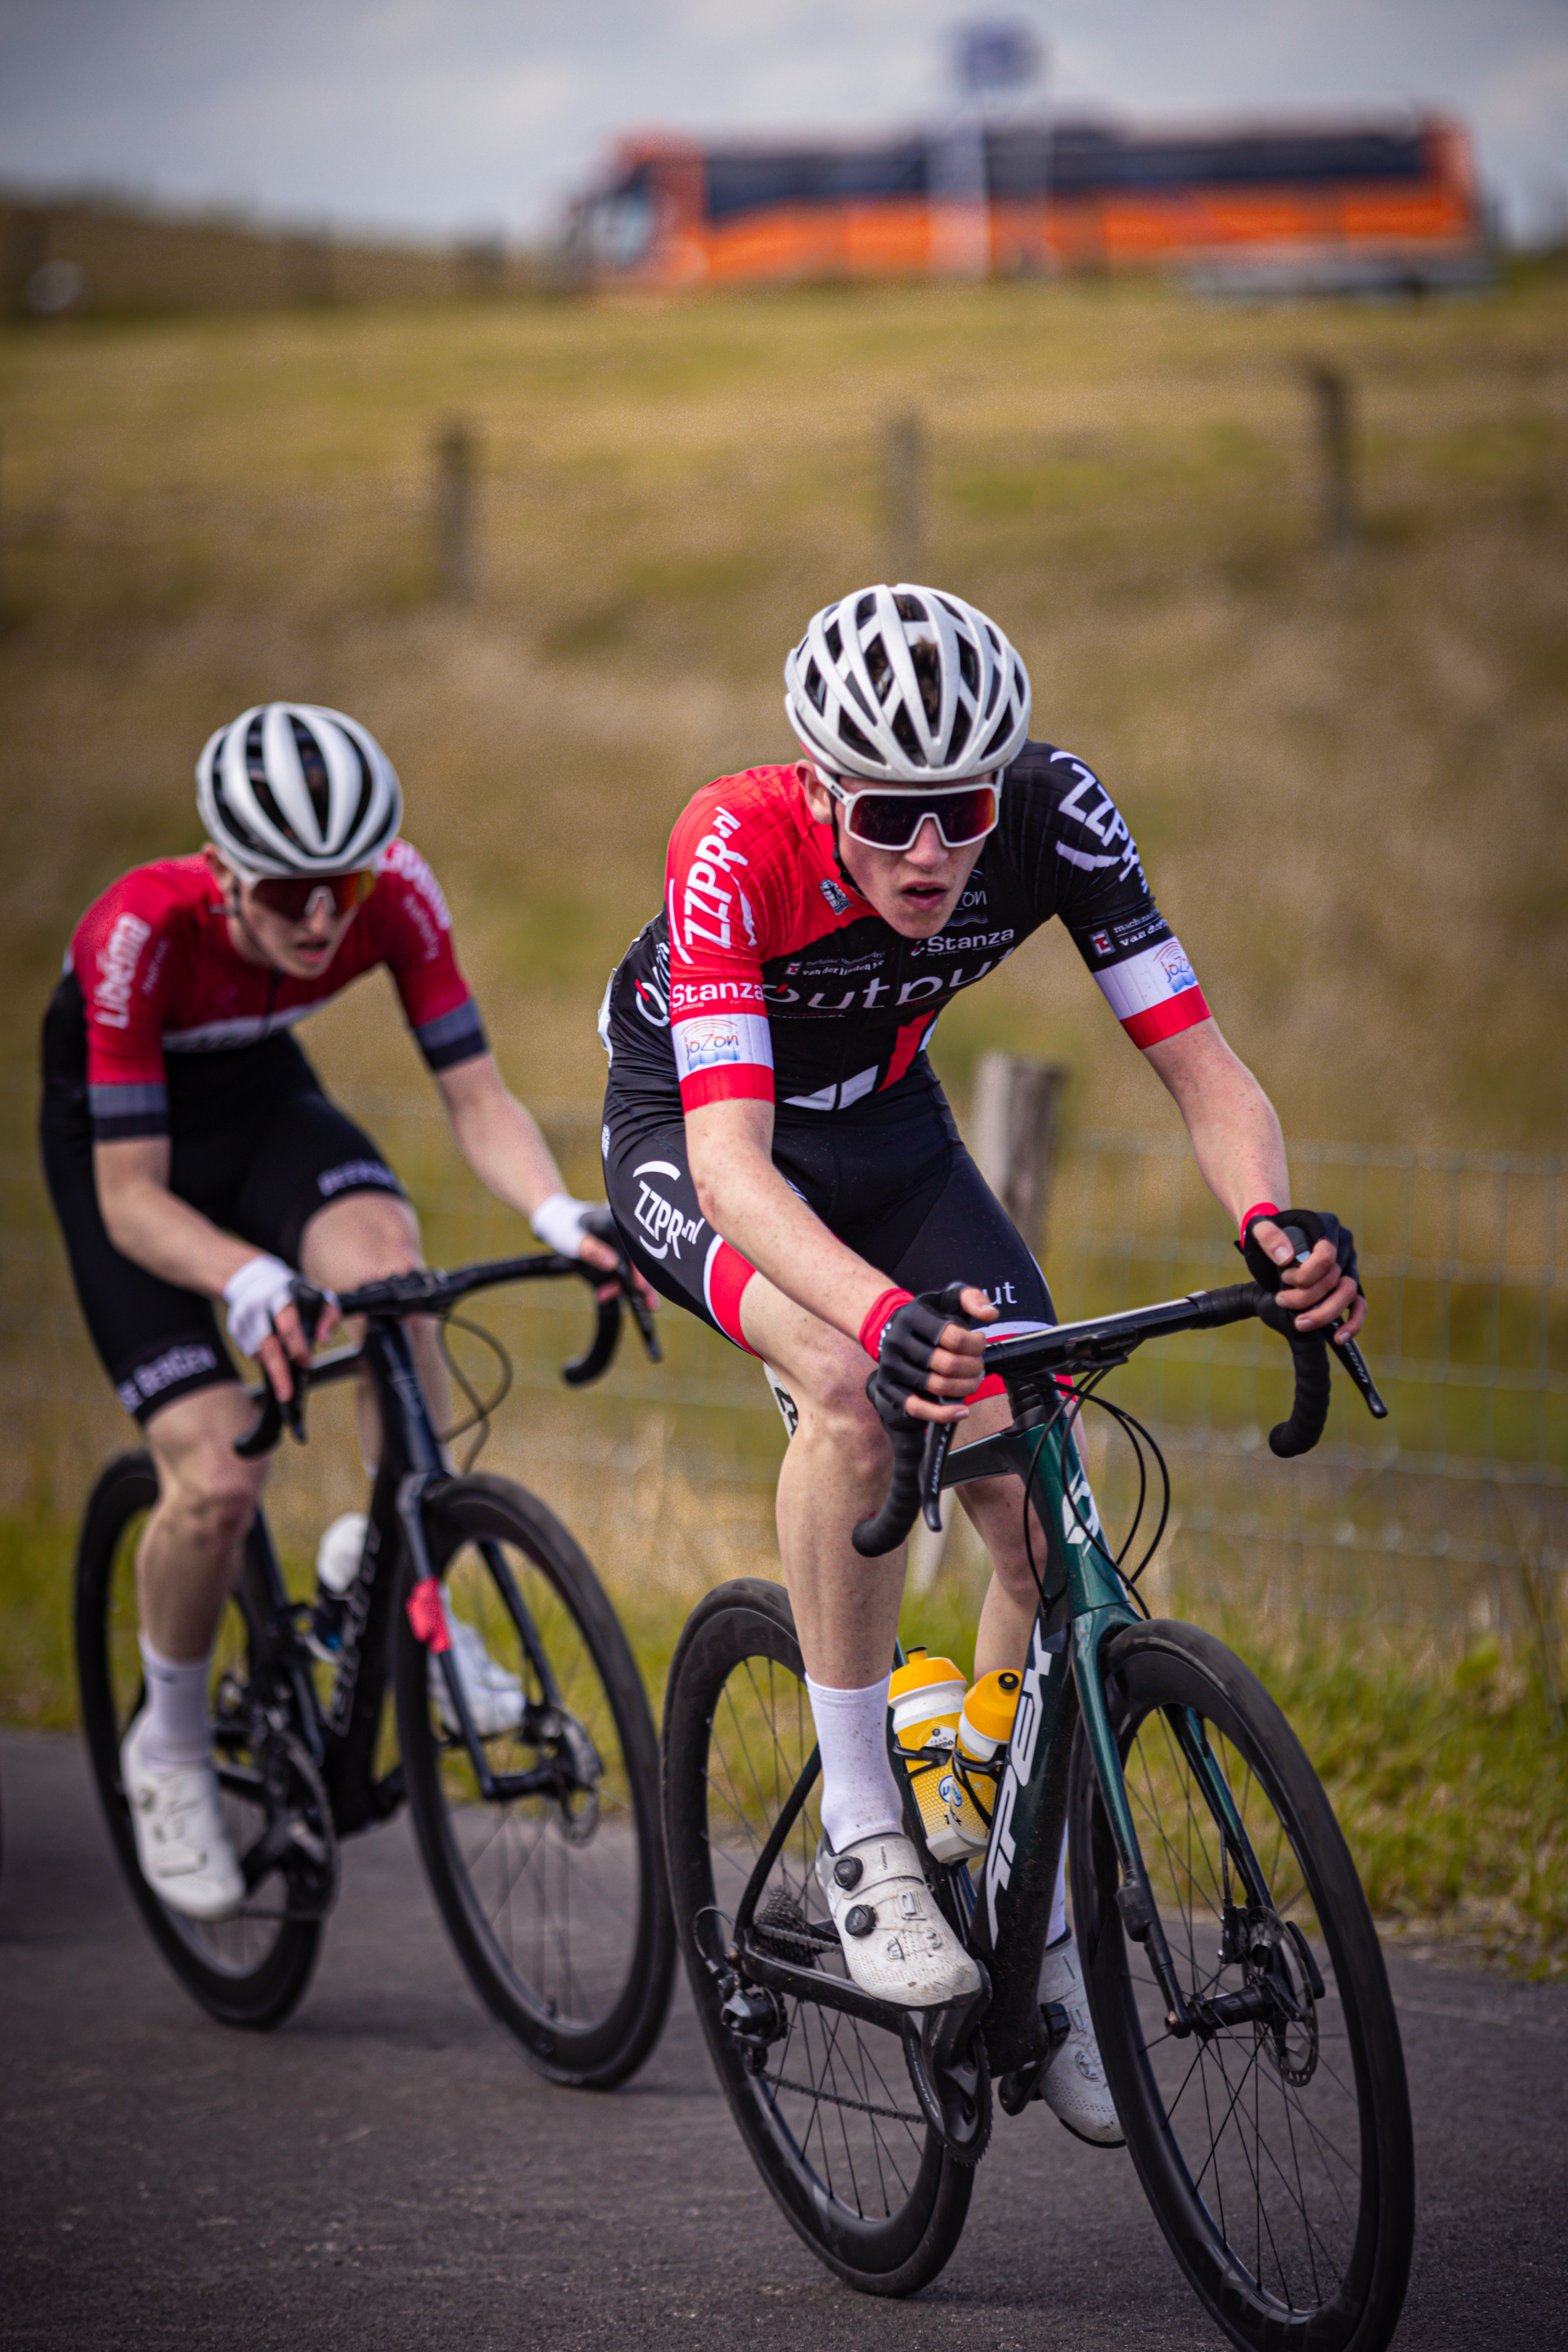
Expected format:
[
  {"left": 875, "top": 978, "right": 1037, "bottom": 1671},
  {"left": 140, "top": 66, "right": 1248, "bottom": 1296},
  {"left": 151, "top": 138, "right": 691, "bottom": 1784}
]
[
  {"left": 580, "top": 1204, "right": 662, "bottom": 1364},
  {"left": 1279, "top": 1237, "right": 1387, "bottom": 1421},
  {"left": 919, "top": 1421, "right": 953, "bottom": 1534}
]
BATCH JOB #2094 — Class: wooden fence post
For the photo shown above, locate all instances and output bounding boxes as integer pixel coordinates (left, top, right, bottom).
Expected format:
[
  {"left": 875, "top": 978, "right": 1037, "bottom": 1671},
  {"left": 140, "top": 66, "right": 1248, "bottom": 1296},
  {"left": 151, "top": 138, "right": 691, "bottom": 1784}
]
[
  {"left": 1303, "top": 363, "right": 1356, "bottom": 547},
  {"left": 909, "top": 1052, "right": 1069, "bottom": 1593},
  {"left": 434, "top": 419, "right": 476, "bottom": 601},
  {"left": 884, "top": 412, "right": 923, "bottom": 583}
]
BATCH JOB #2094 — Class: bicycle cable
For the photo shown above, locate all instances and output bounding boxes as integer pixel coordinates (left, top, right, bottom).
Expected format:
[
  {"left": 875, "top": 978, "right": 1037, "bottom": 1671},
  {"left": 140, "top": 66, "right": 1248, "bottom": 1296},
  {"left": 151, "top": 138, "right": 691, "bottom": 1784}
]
[
  {"left": 436, "top": 1310, "right": 514, "bottom": 1471},
  {"left": 1016, "top": 1370, "right": 1172, "bottom": 1622}
]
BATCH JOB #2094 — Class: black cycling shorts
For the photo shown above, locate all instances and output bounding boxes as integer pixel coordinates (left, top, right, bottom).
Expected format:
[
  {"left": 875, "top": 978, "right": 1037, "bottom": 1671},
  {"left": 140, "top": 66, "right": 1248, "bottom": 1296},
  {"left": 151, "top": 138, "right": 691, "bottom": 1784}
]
[
  {"left": 40, "top": 975, "right": 406, "bottom": 1425},
  {"left": 601, "top": 1078, "right": 1052, "bottom": 1377}
]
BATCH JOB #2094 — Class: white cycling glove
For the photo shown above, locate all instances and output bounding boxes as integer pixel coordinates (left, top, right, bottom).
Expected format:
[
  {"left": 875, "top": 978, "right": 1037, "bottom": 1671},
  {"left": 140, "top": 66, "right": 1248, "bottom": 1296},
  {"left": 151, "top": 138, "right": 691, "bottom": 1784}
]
[
  {"left": 222, "top": 1254, "right": 299, "bottom": 1358},
  {"left": 529, "top": 1192, "right": 604, "bottom": 1261}
]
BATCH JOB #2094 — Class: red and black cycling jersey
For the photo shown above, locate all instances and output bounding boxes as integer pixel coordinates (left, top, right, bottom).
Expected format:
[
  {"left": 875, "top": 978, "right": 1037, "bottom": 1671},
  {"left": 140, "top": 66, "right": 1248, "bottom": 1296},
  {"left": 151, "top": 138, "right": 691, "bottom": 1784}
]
[
  {"left": 600, "top": 743, "right": 1210, "bottom": 1117},
  {"left": 65, "top": 840, "right": 488, "bottom": 1145}
]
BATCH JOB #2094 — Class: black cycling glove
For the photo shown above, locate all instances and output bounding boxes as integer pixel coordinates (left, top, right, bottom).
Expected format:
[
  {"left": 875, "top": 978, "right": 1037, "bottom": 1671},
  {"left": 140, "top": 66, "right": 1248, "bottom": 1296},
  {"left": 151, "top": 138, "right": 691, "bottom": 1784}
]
[
  {"left": 1241, "top": 1207, "right": 1361, "bottom": 1300},
  {"left": 864, "top": 1283, "right": 982, "bottom": 1436}
]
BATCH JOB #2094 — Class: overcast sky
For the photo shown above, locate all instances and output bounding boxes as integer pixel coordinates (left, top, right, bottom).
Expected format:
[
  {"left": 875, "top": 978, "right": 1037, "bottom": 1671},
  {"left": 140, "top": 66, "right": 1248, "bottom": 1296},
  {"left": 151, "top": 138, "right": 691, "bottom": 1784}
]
[{"left": 2, "top": 0, "right": 1564, "bottom": 243}]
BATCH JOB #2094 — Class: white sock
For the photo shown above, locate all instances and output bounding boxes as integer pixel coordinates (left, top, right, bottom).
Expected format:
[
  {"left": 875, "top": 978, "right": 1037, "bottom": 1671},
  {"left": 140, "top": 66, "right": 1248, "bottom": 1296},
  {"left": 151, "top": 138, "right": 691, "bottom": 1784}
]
[
  {"left": 807, "top": 1672, "right": 906, "bottom": 1850},
  {"left": 138, "top": 1635, "right": 212, "bottom": 1769}
]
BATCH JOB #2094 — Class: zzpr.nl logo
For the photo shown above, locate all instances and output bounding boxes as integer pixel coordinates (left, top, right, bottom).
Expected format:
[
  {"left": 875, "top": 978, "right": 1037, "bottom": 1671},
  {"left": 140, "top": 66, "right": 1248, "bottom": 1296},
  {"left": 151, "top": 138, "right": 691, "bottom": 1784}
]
[{"left": 631, "top": 1160, "right": 704, "bottom": 1262}]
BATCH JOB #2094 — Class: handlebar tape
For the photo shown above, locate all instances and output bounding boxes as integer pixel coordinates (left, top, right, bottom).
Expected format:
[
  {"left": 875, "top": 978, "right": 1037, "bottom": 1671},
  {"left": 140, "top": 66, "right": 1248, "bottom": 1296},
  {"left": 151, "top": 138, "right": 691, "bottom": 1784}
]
[
  {"left": 562, "top": 1290, "right": 622, "bottom": 1387},
  {"left": 852, "top": 1424, "right": 927, "bottom": 1559}
]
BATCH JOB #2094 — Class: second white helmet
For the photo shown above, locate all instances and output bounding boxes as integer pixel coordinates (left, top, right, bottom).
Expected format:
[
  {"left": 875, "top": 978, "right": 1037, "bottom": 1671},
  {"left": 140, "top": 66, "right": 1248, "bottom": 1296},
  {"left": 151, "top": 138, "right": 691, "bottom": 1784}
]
[
  {"left": 197, "top": 703, "right": 402, "bottom": 879},
  {"left": 784, "top": 583, "right": 1031, "bottom": 783}
]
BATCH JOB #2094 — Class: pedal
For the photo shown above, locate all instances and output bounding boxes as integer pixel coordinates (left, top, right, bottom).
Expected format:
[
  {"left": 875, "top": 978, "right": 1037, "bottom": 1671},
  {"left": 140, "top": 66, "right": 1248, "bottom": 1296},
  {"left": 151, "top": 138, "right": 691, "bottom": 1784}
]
[{"left": 996, "top": 1998, "right": 1069, "bottom": 2116}]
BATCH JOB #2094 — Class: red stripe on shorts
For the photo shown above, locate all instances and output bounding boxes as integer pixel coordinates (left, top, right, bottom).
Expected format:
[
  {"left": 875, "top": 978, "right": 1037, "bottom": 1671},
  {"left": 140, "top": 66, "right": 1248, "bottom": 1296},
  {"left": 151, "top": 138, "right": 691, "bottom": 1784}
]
[{"left": 702, "top": 1233, "right": 758, "bottom": 1353}]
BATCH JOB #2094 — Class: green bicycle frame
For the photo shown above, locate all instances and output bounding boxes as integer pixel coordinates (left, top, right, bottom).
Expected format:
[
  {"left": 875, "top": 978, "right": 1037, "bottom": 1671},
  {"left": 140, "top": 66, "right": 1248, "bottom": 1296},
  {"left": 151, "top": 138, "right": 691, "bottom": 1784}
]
[{"left": 940, "top": 1403, "right": 1207, "bottom": 2072}]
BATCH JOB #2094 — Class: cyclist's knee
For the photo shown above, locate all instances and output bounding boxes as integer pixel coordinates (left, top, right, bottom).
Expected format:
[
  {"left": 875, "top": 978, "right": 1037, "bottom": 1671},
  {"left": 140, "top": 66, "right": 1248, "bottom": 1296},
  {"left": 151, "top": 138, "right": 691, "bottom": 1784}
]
[
  {"left": 156, "top": 1451, "right": 262, "bottom": 1556},
  {"left": 300, "top": 1189, "right": 423, "bottom": 1289}
]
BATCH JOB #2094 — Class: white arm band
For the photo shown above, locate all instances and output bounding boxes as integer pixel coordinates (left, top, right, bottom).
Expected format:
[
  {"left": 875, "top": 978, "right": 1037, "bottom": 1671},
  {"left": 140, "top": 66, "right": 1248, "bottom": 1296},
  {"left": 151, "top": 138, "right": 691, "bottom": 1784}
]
[{"left": 529, "top": 1192, "right": 599, "bottom": 1260}]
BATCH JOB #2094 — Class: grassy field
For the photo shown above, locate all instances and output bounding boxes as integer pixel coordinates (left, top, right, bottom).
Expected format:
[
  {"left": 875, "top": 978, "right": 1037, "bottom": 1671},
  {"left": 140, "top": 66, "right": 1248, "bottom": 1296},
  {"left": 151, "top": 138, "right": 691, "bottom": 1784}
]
[{"left": 2, "top": 266, "right": 1565, "bottom": 1966}]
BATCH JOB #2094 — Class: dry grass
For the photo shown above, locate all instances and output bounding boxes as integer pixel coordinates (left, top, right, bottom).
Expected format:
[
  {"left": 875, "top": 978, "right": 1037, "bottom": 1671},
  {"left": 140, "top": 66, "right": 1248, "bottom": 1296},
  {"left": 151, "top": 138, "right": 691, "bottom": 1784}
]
[{"left": 2, "top": 270, "right": 1566, "bottom": 1961}]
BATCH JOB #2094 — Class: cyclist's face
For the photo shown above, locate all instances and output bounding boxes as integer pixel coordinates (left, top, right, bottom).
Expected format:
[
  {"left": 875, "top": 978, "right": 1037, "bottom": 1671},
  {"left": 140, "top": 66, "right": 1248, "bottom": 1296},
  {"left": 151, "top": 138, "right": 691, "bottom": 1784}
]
[
  {"left": 797, "top": 764, "right": 987, "bottom": 938},
  {"left": 209, "top": 852, "right": 365, "bottom": 978}
]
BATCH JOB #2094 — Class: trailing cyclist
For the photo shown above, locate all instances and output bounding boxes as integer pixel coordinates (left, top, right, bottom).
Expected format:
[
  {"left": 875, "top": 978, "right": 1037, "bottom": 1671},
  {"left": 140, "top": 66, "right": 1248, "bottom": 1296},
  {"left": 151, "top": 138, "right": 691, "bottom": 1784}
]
[
  {"left": 600, "top": 584, "right": 1364, "bottom": 2143},
  {"left": 42, "top": 702, "right": 630, "bottom": 1924}
]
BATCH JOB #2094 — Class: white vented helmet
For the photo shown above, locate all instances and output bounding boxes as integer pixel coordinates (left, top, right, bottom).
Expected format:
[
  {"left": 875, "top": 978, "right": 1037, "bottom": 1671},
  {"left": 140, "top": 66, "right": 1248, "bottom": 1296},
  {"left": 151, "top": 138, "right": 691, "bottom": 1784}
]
[
  {"left": 196, "top": 703, "right": 402, "bottom": 879},
  {"left": 784, "top": 583, "right": 1031, "bottom": 783}
]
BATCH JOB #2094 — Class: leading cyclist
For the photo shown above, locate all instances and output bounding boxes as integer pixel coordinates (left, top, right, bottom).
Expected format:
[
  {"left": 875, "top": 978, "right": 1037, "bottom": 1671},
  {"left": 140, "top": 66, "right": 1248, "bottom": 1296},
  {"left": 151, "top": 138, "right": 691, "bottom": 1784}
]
[
  {"left": 600, "top": 586, "right": 1364, "bottom": 2143},
  {"left": 42, "top": 703, "right": 632, "bottom": 1925}
]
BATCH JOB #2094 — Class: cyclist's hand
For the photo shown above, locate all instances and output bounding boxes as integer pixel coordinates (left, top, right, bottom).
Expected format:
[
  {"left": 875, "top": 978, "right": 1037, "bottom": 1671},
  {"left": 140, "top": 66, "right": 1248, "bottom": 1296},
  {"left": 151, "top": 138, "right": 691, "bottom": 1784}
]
[
  {"left": 1246, "top": 1214, "right": 1366, "bottom": 1346},
  {"left": 864, "top": 1284, "right": 997, "bottom": 1430},
  {"left": 224, "top": 1256, "right": 337, "bottom": 1404}
]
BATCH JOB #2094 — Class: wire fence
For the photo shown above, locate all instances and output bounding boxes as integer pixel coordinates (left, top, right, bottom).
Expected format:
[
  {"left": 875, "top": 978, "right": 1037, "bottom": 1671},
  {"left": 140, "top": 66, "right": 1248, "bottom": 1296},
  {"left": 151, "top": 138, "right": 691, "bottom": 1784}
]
[{"left": 5, "top": 1094, "right": 1563, "bottom": 1668}]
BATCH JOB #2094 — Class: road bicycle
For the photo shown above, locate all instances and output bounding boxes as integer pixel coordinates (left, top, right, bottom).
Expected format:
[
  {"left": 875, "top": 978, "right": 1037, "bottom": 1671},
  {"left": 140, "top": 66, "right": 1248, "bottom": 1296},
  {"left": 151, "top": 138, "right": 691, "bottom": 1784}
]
[
  {"left": 661, "top": 1245, "right": 1414, "bottom": 2349},
  {"left": 75, "top": 1249, "right": 676, "bottom": 2089}
]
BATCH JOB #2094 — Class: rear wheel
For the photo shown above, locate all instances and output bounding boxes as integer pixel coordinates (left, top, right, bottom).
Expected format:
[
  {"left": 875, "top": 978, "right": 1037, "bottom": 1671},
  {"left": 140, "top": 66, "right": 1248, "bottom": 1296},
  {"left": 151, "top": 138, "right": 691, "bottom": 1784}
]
[
  {"left": 74, "top": 1451, "right": 326, "bottom": 2031},
  {"left": 661, "top": 1578, "right": 973, "bottom": 2296},
  {"left": 394, "top": 1474, "right": 673, "bottom": 2089},
  {"left": 1069, "top": 1620, "right": 1414, "bottom": 2352}
]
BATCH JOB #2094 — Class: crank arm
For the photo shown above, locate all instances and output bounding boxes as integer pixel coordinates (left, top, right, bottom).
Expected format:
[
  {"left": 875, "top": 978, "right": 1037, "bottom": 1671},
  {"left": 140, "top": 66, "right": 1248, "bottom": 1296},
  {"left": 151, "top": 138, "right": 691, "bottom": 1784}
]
[{"left": 735, "top": 1936, "right": 934, "bottom": 2040}]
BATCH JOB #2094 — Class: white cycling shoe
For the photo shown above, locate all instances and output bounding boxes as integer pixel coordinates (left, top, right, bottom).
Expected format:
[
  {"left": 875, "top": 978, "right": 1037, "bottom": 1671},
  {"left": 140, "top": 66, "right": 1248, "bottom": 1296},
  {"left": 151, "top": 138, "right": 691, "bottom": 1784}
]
[
  {"left": 1039, "top": 1930, "right": 1125, "bottom": 2146},
  {"left": 121, "top": 1713, "right": 245, "bottom": 1923},
  {"left": 429, "top": 1596, "right": 526, "bottom": 1739},
  {"left": 816, "top": 1829, "right": 983, "bottom": 2008}
]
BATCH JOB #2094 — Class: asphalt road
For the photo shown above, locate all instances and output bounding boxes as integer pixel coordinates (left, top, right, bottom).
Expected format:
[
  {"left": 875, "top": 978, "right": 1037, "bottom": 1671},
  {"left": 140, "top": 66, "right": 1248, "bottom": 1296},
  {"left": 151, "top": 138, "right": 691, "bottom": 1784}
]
[{"left": 2, "top": 1728, "right": 1565, "bottom": 2352}]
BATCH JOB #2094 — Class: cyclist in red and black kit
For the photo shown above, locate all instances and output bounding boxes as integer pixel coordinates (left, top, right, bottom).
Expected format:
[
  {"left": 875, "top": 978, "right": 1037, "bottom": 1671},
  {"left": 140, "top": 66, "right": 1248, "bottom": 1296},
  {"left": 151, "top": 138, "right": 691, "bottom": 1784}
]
[
  {"left": 42, "top": 702, "right": 629, "bottom": 1923},
  {"left": 601, "top": 584, "right": 1365, "bottom": 2143}
]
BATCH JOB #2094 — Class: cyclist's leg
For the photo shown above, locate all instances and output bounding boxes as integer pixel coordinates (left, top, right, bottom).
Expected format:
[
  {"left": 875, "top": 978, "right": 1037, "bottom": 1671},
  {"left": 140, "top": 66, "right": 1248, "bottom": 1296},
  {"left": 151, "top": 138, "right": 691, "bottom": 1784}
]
[
  {"left": 137, "top": 1384, "right": 270, "bottom": 1659},
  {"left": 854, "top": 1135, "right": 1055, "bottom": 1682},
  {"left": 604, "top": 1094, "right": 983, "bottom": 1999},
  {"left": 870, "top": 1142, "right": 1123, "bottom": 2136},
  {"left": 234, "top": 1084, "right": 450, "bottom": 1460}
]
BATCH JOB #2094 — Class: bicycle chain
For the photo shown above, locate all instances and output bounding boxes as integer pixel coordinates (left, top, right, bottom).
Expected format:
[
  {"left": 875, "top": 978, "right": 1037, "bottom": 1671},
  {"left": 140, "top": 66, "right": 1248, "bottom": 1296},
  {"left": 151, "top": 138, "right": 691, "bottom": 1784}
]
[{"left": 760, "top": 2073, "right": 923, "bottom": 2128}]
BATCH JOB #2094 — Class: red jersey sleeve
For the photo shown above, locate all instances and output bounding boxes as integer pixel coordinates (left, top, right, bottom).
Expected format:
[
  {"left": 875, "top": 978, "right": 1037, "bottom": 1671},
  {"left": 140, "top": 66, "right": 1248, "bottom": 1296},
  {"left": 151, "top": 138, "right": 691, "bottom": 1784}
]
[
  {"left": 663, "top": 784, "right": 781, "bottom": 1112},
  {"left": 370, "top": 842, "right": 488, "bottom": 1072},
  {"left": 71, "top": 869, "right": 183, "bottom": 1141}
]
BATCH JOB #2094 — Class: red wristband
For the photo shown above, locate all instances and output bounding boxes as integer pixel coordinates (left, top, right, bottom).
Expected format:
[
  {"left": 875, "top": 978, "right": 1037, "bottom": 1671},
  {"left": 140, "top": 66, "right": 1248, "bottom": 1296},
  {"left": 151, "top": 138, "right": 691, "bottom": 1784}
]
[
  {"left": 1237, "top": 1200, "right": 1282, "bottom": 1245},
  {"left": 858, "top": 1286, "right": 914, "bottom": 1362}
]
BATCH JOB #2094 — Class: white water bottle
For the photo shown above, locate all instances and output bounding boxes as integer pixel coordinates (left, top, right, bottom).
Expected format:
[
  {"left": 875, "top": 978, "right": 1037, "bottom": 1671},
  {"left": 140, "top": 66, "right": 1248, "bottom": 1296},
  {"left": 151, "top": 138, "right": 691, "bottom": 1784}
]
[{"left": 308, "top": 1512, "right": 368, "bottom": 1660}]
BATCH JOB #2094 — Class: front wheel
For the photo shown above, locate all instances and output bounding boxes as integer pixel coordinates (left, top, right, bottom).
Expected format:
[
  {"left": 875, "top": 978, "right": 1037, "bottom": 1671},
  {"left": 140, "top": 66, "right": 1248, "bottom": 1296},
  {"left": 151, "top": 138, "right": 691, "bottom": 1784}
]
[
  {"left": 74, "top": 1451, "right": 325, "bottom": 2031},
  {"left": 394, "top": 1474, "right": 673, "bottom": 2089},
  {"left": 661, "top": 1578, "right": 974, "bottom": 2296},
  {"left": 1068, "top": 1620, "right": 1414, "bottom": 2352}
]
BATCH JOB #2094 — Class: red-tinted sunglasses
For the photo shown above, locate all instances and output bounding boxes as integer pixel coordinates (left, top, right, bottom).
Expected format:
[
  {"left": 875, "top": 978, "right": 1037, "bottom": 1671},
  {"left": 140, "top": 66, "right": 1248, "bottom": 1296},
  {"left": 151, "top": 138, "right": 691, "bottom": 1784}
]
[
  {"left": 818, "top": 771, "right": 1001, "bottom": 851},
  {"left": 249, "top": 869, "right": 377, "bottom": 921}
]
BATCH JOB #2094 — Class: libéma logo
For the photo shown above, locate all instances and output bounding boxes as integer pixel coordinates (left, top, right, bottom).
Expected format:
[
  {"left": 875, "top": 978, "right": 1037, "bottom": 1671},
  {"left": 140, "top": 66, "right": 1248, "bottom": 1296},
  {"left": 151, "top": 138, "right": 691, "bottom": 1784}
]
[{"left": 631, "top": 1160, "right": 704, "bottom": 1261}]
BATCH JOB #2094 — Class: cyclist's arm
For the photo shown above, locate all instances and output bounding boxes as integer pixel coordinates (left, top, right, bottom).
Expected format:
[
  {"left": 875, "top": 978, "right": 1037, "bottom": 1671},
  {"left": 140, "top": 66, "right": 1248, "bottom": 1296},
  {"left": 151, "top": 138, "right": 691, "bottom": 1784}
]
[
  {"left": 434, "top": 1052, "right": 626, "bottom": 1284},
  {"left": 1139, "top": 1018, "right": 1365, "bottom": 1341},
  {"left": 685, "top": 1096, "right": 989, "bottom": 1414},
  {"left": 93, "top": 1137, "right": 321, "bottom": 1395}
]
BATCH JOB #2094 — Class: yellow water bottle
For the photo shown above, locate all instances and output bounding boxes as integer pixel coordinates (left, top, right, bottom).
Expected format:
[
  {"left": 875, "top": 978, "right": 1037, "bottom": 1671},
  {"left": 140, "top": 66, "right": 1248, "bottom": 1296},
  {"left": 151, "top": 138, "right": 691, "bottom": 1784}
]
[
  {"left": 956, "top": 1669, "right": 1022, "bottom": 1780},
  {"left": 889, "top": 1648, "right": 967, "bottom": 1860}
]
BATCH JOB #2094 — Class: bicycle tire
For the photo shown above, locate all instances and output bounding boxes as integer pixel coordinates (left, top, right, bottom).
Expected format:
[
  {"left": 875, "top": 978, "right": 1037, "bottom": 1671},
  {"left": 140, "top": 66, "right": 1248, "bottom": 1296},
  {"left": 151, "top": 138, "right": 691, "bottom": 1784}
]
[
  {"left": 74, "top": 1451, "right": 324, "bottom": 2031},
  {"left": 662, "top": 1578, "right": 973, "bottom": 2296},
  {"left": 1068, "top": 1619, "right": 1414, "bottom": 2352},
  {"left": 394, "top": 1473, "right": 673, "bottom": 2089}
]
